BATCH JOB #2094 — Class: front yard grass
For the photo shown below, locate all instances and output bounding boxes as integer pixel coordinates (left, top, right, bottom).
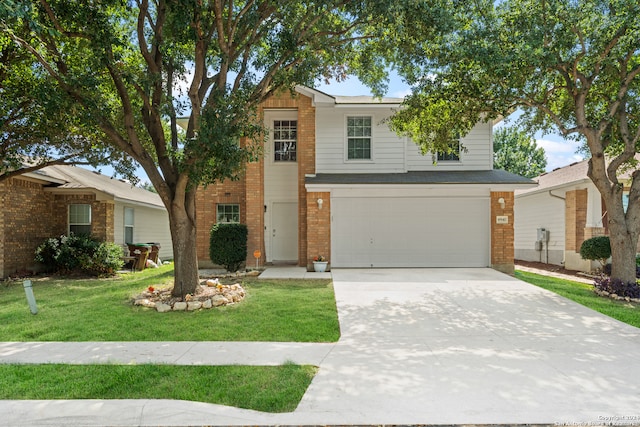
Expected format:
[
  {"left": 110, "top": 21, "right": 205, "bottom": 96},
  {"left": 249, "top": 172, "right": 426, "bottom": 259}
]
[
  {"left": 515, "top": 270, "right": 640, "bottom": 328},
  {"left": 0, "top": 264, "right": 340, "bottom": 342},
  {"left": 0, "top": 363, "right": 316, "bottom": 412}
]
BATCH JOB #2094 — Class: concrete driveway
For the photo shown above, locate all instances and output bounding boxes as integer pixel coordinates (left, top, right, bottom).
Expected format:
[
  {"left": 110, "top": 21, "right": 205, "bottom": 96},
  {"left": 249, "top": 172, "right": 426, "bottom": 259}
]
[
  {"left": 1, "top": 268, "right": 639, "bottom": 426},
  {"left": 295, "top": 268, "right": 640, "bottom": 425}
]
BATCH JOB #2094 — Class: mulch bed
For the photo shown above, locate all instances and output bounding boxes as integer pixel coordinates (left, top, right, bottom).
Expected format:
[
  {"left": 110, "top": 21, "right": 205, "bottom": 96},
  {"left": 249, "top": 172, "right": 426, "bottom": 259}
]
[{"left": 515, "top": 259, "right": 588, "bottom": 280}]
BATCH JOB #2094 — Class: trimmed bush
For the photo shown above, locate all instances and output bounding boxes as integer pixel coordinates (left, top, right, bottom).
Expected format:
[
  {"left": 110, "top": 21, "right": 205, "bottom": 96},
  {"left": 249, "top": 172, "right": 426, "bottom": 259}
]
[
  {"left": 209, "top": 223, "right": 248, "bottom": 272},
  {"left": 579, "top": 236, "right": 611, "bottom": 267},
  {"left": 35, "top": 234, "right": 124, "bottom": 276}
]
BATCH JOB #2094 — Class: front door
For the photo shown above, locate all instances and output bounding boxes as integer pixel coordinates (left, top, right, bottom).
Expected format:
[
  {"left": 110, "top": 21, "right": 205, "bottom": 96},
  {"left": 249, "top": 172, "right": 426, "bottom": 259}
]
[{"left": 271, "top": 202, "right": 298, "bottom": 262}]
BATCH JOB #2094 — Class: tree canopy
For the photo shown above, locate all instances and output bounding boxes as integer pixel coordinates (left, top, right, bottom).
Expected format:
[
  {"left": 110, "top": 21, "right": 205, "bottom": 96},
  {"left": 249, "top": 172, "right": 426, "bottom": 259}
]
[
  {"left": 493, "top": 126, "right": 547, "bottom": 178},
  {"left": 1, "top": 0, "right": 449, "bottom": 294},
  {"left": 391, "top": 0, "right": 640, "bottom": 282},
  {"left": 0, "top": 17, "right": 129, "bottom": 181}
]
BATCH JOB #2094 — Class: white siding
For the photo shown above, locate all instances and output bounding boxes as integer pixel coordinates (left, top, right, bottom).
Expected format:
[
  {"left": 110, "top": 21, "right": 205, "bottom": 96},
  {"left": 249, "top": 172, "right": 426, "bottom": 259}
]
[
  {"left": 514, "top": 192, "right": 565, "bottom": 264},
  {"left": 406, "top": 121, "right": 493, "bottom": 171},
  {"left": 315, "top": 107, "right": 406, "bottom": 173},
  {"left": 114, "top": 202, "right": 173, "bottom": 260},
  {"left": 315, "top": 106, "right": 494, "bottom": 173}
]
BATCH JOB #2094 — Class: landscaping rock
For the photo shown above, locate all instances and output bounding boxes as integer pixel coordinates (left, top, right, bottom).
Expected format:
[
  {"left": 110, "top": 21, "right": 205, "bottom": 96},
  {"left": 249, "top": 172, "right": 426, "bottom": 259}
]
[
  {"left": 211, "top": 295, "right": 229, "bottom": 306},
  {"left": 187, "top": 301, "right": 203, "bottom": 311},
  {"left": 173, "top": 302, "right": 187, "bottom": 311},
  {"left": 134, "top": 298, "right": 155, "bottom": 308},
  {"left": 202, "top": 299, "right": 212, "bottom": 309},
  {"left": 156, "top": 303, "right": 171, "bottom": 313}
]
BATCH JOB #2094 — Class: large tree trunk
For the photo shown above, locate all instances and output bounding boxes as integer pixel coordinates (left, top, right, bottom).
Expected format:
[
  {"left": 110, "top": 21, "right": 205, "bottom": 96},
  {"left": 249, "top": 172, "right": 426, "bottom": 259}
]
[
  {"left": 167, "top": 189, "right": 200, "bottom": 297},
  {"left": 606, "top": 210, "right": 639, "bottom": 283}
]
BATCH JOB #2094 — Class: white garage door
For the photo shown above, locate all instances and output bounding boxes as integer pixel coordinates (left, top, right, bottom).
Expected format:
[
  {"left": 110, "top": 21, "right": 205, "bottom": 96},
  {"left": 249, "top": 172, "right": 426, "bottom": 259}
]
[{"left": 331, "top": 196, "right": 490, "bottom": 268}]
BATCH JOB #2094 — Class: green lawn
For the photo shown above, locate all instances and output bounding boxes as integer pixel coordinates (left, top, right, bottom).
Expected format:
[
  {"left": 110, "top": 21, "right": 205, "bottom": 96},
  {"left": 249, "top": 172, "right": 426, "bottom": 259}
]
[
  {"left": 0, "top": 363, "right": 316, "bottom": 412},
  {"left": 515, "top": 270, "right": 640, "bottom": 328},
  {"left": 0, "top": 265, "right": 337, "bottom": 410},
  {"left": 0, "top": 264, "right": 340, "bottom": 342}
]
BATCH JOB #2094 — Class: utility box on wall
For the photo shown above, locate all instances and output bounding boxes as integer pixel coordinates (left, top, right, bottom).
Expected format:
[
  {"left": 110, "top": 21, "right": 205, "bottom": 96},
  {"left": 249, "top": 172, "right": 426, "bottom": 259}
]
[
  {"left": 534, "top": 240, "right": 543, "bottom": 251},
  {"left": 537, "top": 228, "right": 550, "bottom": 242}
]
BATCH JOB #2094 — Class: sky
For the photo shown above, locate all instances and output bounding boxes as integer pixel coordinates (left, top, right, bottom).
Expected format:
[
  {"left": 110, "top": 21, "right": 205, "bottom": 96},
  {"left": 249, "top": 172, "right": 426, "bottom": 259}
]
[{"left": 316, "top": 74, "right": 585, "bottom": 173}]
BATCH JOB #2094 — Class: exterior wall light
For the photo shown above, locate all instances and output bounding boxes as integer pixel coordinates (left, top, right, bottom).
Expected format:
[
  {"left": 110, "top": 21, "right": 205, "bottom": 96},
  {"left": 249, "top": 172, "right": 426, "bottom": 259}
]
[
  {"left": 498, "top": 197, "right": 505, "bottom": 209},
  {"left": 317, "top": 198, "right": 323, "bottom": 209}
]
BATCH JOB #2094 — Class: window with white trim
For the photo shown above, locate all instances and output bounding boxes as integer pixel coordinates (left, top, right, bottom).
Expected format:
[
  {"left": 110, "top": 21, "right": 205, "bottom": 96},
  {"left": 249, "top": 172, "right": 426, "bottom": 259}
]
[
  {"left": 124, "top": 207, "right": 134, "bottom": 244},
  {"left": 347, "top": 116, "right": 372, "bottom": 160},
  {"left": 69, "top": 204, "right": 91, "bottom": 235},
  {"left": 273, "top": 120, "right": 297, "bottom": 161},
  {"left": 217, "top": 204, "right": 240, "bottom": 223},
  {"left": 436, "top": 141, "right": 461, "bottom": 161}
]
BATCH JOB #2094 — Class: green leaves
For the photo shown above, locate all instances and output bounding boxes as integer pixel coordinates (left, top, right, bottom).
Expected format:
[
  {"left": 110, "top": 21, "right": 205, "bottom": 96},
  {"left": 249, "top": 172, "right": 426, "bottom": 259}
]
[{"left": 493, "top": 126, "right": 547, "bottom": 178}]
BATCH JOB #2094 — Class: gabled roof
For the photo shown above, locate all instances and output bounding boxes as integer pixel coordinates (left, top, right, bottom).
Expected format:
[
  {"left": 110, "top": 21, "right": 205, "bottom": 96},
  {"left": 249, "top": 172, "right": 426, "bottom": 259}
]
[
  {"left": 516, "top": 160, "right": 591, "bottom": 196},
  {"left": 295, "top": 86, "right": 404, "bottom": 106},
  {"left": 24, "top": 165, "right": 165, "bottom": 210},
  {"left": 306, "top": 170, "right": 536, "bottom": 188}
]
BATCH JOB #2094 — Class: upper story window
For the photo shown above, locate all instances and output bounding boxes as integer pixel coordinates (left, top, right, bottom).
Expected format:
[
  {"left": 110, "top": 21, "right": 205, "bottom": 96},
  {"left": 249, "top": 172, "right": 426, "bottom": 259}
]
[
  {"left": 124, "top": 207, "right": 134, "bottom": 244},
  {"left": 347, "top": 116, "right": 372, "bottom": 160},
  {"left": 217, "top": 204, "right": 240, "bottom": 223},
  {"left": 69, "top": 204, "right": 91, "bottom": 235},
  {"left": 436, "top": 141, "right": 461, "bottom": 162},
  {"left": 273, "top": 120, "right": 297, "bottom": 162}
]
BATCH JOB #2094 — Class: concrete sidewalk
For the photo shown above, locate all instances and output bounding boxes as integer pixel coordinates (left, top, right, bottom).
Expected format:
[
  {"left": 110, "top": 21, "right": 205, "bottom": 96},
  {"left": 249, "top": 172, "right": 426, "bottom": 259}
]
[{"left": 2, "top": 268, "right": 640, "bottom": 426}]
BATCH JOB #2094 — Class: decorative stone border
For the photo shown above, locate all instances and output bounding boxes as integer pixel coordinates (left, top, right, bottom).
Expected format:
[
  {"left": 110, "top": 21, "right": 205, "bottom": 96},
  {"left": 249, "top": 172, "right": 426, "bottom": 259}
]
[
  {"left": 594, "top": 288, "right": 640, "bottom": 303},
  {"left": 133, "top": 282, "right": 246, "bottom": 312}
]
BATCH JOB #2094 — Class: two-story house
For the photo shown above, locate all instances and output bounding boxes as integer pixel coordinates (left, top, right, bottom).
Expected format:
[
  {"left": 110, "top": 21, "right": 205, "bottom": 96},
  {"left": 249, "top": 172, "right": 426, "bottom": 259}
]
[{"left": 195, "top": 86, "right": 536, "bottom": 273}]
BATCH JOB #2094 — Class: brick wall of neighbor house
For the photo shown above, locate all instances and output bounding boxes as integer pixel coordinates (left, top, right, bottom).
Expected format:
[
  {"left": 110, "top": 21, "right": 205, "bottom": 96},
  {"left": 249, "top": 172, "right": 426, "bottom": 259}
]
[
  {"left": 195, "top": 90, "right": 316, "bottom": 269},
  {"left": 491, "top": 191, "right": 515, "bottom": 274},
  {"left": 565, "top": 189, "right": 588, "bottom": 252},
  {"left": 0, "top": 177, "right": 55, "bottom": 277},
  {"left": 51, "top": 194, "right": 115, "bottom": 242},
  {"left": 0, "top": 181, "right": 4, "bottom": 277},
  {"left": 306, "top": 191, "right": 331, "bottom": 270}
]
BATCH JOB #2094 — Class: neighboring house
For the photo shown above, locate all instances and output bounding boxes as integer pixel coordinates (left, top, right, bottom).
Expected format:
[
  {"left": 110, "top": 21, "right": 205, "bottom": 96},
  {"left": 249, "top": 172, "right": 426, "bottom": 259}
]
[
  {"left": 514, "top": 159, "right": 634, "bottom": 272},
  {"left": 0, "top": 165, "right": 172, "bottom": 278},
  {"left": 194, "top": 86, "right": 535, "bottom": 273}
]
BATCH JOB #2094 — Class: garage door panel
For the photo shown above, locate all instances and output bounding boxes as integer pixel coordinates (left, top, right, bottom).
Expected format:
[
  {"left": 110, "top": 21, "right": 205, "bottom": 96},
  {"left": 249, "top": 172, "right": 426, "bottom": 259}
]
[{"left": 332, "top": 197, "right": 489, "bottom": 268}]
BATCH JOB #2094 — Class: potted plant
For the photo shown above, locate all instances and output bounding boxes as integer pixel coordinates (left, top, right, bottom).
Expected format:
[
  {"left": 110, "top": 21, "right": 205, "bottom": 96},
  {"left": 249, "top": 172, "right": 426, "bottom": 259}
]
[{"left": 313, "top": 255, "right": 329, "bottom": 272}]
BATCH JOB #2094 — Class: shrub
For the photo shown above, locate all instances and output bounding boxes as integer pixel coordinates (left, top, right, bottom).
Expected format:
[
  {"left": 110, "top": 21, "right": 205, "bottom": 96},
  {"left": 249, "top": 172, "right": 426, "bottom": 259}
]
[
  {"left": 594, "top": 275, "right": 640, "bottom": 299},
  {"left": 210, "top": 223, "right": 248, "bottom": 272},
  {"left": 579, "top": 236, "right": 611, "bottom": 267},
  {"left": 35, "top": 234, "right": 123, "bottom": 276}
]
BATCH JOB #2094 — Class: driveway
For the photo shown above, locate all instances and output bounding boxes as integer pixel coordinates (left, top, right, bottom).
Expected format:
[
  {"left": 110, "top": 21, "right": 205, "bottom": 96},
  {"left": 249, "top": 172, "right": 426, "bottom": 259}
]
[
  {"left": 1, "top": 268, "right": 639, "bottom": 426},
  {"left": 295, "top": 268, "right": 640, "bottom": 425}
]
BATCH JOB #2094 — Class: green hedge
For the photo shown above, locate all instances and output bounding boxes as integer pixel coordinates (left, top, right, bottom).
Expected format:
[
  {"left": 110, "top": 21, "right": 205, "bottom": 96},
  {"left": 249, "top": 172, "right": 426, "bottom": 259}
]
[
  {"left": 209, "top": 223, "right": 248, "bottom": 272},
  {"left": 35, "top": 234, "right": 124, "bottom": 276},
  {"left": 579, "top": 236, "right": 611, "bottom": 266}
]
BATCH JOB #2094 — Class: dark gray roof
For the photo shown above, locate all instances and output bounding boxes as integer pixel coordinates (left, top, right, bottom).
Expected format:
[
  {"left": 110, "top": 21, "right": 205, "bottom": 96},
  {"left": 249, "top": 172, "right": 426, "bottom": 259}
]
[{"left": 306, "top": 170, "right": 537, "bottom": 186}]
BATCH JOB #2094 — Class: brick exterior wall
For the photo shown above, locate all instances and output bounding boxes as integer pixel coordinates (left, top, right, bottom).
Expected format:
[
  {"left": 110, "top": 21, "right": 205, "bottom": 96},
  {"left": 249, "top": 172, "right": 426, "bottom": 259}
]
[
  {"left": 0, "top": 177, "right": 117, "bottom": 278},
  {"left": 306, "top": 191, "right": 331, "bottom": 270},
  {"left": 0, "top": 177, "right": 55, "bottom": 277},
  {"left": 194, "top": 90, "right": 316, "bottom": 268},
  {"left": 565, "top": 189, "right": 587, "bottom": 252},
  {"left": 491, "top": 191, "right": 515, "bottom": 274}
]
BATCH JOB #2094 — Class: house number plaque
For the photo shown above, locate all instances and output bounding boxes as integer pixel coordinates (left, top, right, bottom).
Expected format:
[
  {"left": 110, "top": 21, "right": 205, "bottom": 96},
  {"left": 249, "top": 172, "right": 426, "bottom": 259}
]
[{"left": 496, "top": 216, "right": 509, "bottom": 224}]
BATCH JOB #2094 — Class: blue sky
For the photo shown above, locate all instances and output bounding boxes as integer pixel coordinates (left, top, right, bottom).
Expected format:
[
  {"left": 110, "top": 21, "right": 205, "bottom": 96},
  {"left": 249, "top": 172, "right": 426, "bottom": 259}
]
[{"left": 317, "top": 74, "right": 585, "bottom": 173}]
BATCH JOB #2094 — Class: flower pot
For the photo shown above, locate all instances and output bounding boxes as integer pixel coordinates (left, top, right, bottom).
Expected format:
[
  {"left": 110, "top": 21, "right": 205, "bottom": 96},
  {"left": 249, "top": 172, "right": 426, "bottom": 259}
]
[{"left": 313, "top": 261, "right": 328, "bottom": 273}]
